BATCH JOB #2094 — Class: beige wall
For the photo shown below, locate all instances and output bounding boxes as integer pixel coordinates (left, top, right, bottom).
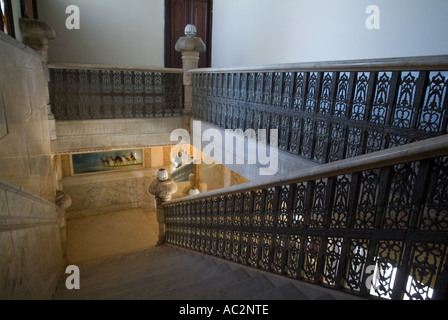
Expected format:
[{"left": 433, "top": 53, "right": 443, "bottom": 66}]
[
  {"left": 212, "top": 0, "right": 448, "bottom": 67},
  {"left": 0, "top": 33, "right": 63, "bottom": 299},
  {"left": 0, "top": 33, "right": 56, "bottom": 201}
]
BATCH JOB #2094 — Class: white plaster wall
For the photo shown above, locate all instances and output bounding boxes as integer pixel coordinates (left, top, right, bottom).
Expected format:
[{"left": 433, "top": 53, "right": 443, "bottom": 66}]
[
  {"left": 37, "top": 0, "right": 165, "bottom": 67},
  {"left": 212, "top": 0, "right": 448, "bottom": 67}
]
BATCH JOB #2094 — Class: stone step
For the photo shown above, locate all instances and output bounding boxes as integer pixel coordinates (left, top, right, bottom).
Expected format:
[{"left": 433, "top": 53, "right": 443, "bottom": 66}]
[
  {"left": 92, "top": 258, "right": 221, "bottom": 300},
  {"left": 60, "top": 247, "right": 200, "bottom": 286},
  {"left": 104, "top": 262, "right": 234, "bottom": 300},
  {"left": 154, "top": 268, "right": 253, "bottom": 300},
  {"left": 196, "top": 274, "right": 276, "bottom": 300},
  {"left": 53, "top": 245, "right": 364, "bottom": 301},
  {"left": 73, "top": 246, "right": 191, "bottom": 277},
  {"left": 54, "top": 249, "right": 211, "bottom": 299},
  {"left": 248, "top": 283, "right": 310, "bottom": 300}
]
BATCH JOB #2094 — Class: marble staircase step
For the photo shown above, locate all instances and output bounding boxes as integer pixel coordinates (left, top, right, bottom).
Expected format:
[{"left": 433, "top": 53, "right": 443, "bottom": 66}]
[
  {"left": 75, "top": 246, "right": 196, "bottom": 277},
  {"left": 53, "top": 245, "right": 363, "bottom": 300},
  {"left": 155, "top": 268, "right": 253, "bottom": 300},
  {"left": 56, "top": 257, "right": 220, "bottom": 300},
  {"left": 53, "top": 247, "right": 209, "bottom": 299},
  {"left": 196, "top": 274, "right": 276, "bottom": 300},
  {"left": 104, "top": 262, "right": 234, "bottom": 300}
]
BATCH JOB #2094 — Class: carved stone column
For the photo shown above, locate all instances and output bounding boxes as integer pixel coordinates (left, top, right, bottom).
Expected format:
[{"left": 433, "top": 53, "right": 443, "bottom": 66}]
[
  {"left": 55, "top": 190, "right": 72, "bottom": 259},
  {"left": 175, "top": 24, "right": 206, "bottom": 129},
  {"left": 19, "top": 18, "right": 58, "bottom": 140},
  {"left": 148, "top": 169, "right": 178, "bottom": 246}
]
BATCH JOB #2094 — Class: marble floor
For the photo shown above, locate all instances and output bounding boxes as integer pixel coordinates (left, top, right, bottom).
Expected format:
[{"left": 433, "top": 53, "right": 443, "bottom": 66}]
[
  {"left": 62, "top": 162, "right": 249, "bottom": 265},
  {"left": 66, "top": 208, "right": 159, "bottom": 264}
]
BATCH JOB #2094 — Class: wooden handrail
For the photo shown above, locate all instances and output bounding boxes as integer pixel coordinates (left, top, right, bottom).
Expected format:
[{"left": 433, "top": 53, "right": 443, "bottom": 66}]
[
  {"left": 48, "top": 62, "right": 184, "bottom": 73},
  {"left": 164, "top": 134, "right": 448, "bottom": 205},
  {"left": 189, "top": 55, "right": 448, "bottom": 73}
]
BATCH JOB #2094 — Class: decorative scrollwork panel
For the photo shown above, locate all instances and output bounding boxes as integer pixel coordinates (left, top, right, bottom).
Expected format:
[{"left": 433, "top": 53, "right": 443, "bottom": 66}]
[
  {"left": 405, "top": 242, "right": 448, "bottom": 300},
  {"left": 50, "top": 68, "right": 183, "bottom": 120}
]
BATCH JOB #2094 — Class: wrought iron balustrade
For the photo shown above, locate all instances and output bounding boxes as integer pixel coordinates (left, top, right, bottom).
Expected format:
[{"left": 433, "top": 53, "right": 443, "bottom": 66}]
[
  {"left": 164, "top": 134, "right": 448, "bottom": 300},
  {"left": 49, "top": 65, "right": 184, "bottom": 120},
  {"left": 191, "top": 56, "right": 448, "bottom": 164}
]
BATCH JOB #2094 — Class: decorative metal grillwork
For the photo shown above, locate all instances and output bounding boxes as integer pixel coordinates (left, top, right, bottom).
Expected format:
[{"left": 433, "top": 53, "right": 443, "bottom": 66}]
[
  {"left": 164, "top": 153, "right": 448, "bottom": 300},
  {"left": 191, "top": 70, "right": 448, "bottom": 163},
  {"left": 49, "top": 67, "right": 183, "bottom": 120},
  {"left": 165, "top": 60, "right": 448, "bottom": 299}
]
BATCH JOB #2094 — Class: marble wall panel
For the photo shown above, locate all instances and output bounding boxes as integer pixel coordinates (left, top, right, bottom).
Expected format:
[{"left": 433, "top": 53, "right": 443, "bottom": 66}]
[
  {"left": 0, "top": 33, "right": 61, "bottom": 300},
  {"left": 5, "top": 224, "right": 62, "bottom": 299},
  {"left": 1, "top": 64, "right": 32, "bottom": 124},
  {"left": 0, "top": 231, "right": 16, "bottom": 299},
  {"left": 0, "top": 33, "right": 56, "bottom": 202},
  {"left": 51, "top": 117, "right": 183, "bottom": 153},
  {"left": 0, "top": 91, "right": 7, "bottom": 139},
  {"left": 64, "top": 176, "right": 154, "bottom": 213},
  {"left": 25, "top": 68, "right": 49, "bottom": 113},
  {"left": 0, "top": 188, "right": 8, "bottom": 215},
  {"left": 62, "top": 168, "right": 160, "bottom": 218},
  {"left": 0, "top": 179, "right": 63, "bottom": 300}
]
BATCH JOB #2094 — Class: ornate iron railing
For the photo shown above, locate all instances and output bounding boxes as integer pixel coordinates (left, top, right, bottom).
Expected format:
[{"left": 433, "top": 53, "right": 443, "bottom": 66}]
[
  {"left": 163, "top": 55, "right": 448, "bottom": 300},
  {"left": 164, "top": 135, "right": 448, "bottom": 300},
  {"left": 191, "top": 56, "right": 448, "bottom": 164},
  {"left": 49, "top": 64, "right": 184, "bottom": 120}
]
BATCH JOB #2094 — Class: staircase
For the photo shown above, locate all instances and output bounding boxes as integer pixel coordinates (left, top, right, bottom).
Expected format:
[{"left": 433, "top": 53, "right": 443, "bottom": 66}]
[{"left": 52, "top": 245, "right": 362, "bottom": 300}]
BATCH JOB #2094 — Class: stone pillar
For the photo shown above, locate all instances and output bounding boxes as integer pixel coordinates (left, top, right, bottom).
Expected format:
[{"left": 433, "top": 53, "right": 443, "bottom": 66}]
[
  {"left": 148, "top": 169, "right": 178, "bottom": 246},
  {"left": 55, "top": 190, "right": 72, "bottom": 259},
  {"left": 175, "top": 24, "right": 206, "bottom": 129},
  {"left": 19, "top": 18, "right": 58, "bottom": 140}
]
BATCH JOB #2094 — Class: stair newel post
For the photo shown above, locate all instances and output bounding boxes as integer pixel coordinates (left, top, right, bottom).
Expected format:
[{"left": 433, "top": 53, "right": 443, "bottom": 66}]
[
  {"left": 149, "top": 169, "right": 178, "bottom": 246},
  {"left": 175, "top": 24, "right": 206, "bottom": 130}
]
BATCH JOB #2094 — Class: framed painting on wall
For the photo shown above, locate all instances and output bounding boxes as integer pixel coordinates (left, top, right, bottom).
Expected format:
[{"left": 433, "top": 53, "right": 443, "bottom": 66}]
[{"left": 72, "top": 149, "right": 144, "bottom": 175}]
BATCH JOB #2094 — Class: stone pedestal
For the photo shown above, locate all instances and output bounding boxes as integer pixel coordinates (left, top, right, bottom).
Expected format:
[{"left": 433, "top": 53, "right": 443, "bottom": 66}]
[
  {"left": 182, "top": 172, "right": 208, "bottom": 196},
  {"left": 19, "top": 18, "right": 56, "bottom": 62},
  {"left": 148, "top": 169, "right": 178, "bottom": 245},
  {"left": 175, "top": 25, "right": 206, "bottom": 129}
]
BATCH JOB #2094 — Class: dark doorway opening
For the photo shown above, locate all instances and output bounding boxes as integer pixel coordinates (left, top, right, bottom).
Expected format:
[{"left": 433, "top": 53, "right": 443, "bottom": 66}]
[{"left": 165, "top": 0, "right": 212, "bottom": 68}]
